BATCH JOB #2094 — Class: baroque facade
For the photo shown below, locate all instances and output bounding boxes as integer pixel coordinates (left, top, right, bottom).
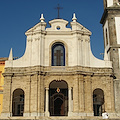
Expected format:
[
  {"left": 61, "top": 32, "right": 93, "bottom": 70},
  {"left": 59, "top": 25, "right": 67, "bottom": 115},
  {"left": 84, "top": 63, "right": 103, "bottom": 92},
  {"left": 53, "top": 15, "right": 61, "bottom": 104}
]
[{"left": 1, "top": 0, "right": 120, "bottom": 119}]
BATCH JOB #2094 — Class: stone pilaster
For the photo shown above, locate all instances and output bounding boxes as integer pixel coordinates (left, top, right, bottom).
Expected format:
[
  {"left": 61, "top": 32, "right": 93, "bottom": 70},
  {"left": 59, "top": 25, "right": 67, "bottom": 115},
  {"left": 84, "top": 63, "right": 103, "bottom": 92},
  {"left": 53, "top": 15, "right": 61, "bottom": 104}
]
[
  {"left": 24, "top": 76, "right": 31, "bottom": 117},
  {"left": 73, "top": 76, "right": 79, "bottom": 113},
  {"left": 1, "top": 75, "right": 12, "bottom": 117},
  {"left": 104, "top": 77, "right": 115, "bottom": 113},
  {"left": 84, "top": 75, "right": 93, "bottom": 116},
  {"left": 79, "top": 75, "right": 84, "bottom": 112},
  {"left": 110, "top": 77, "right": 115, "bottom": 112},
  {"left": 30, "top": 74, "right": 38, "bottom": 116},
  {"left": 38, "top": 75, "right": 45, "bottom": 116}
]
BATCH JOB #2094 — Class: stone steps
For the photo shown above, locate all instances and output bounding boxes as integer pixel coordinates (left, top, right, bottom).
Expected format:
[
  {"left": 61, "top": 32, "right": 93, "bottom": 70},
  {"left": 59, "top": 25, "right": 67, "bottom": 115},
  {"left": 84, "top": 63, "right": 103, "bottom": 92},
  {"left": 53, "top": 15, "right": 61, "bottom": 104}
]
[
  {"left": 0, "top": 116, "right": 120, "bottom": 120},
  {"left": 0, "top": 118, "right": 120, "bottom": 120}
]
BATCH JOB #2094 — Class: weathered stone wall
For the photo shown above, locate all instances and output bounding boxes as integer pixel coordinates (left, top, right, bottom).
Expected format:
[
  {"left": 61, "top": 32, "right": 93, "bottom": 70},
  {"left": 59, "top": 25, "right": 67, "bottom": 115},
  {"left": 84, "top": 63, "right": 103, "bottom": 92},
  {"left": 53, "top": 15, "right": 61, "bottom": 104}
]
[
  {"left": 1, "top": 66, "right": 115, "bottom": 117},
  {"left": 101, "top": 7, "right": 120, "bottom": 114}
]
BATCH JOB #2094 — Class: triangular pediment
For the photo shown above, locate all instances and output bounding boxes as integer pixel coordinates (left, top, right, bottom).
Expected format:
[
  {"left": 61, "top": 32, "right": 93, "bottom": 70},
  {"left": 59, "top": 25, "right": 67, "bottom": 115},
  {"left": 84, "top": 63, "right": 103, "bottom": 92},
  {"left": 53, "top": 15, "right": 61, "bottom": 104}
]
[
  {"left": 25, "top": 22, "right": 46, "bottom": 35},
  {"left": 70, "top": 21, "right": 92, "bottom": 35}
]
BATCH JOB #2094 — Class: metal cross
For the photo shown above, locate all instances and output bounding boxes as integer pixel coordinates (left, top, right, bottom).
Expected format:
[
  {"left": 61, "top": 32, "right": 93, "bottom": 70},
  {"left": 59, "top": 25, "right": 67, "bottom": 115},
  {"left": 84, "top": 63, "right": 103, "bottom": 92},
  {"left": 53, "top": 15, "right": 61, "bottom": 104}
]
[{"left": 55, "top": 4, "right": 63, "bottom": 19}]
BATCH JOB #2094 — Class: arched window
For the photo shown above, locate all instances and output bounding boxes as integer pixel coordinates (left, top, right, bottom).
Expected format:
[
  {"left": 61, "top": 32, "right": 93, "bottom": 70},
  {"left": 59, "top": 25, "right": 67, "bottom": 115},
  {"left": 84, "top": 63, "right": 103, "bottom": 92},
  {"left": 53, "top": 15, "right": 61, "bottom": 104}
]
[
  {"left": 93, "top": 88, "right": 104, "bottom": 116},
  {"left": 52, "top": 43, "right": 65, "bottom": 66},
  {"left": 12, "top": 89, "right": 24, "bottom": 116}
]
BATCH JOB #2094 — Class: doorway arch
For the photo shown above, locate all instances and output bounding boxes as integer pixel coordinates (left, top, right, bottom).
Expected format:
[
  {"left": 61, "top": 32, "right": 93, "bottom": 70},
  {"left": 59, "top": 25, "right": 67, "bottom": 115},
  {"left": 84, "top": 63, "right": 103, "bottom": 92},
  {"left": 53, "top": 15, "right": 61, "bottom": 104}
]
[
  {"left": 93, "top": 88, "right": 104, "bottom": 116},
  {"left": 49, "top": 80, "right": 68, "bottom": 116},
  {"left": 12, "top": 88, "right": 24, "bottom": 116}
]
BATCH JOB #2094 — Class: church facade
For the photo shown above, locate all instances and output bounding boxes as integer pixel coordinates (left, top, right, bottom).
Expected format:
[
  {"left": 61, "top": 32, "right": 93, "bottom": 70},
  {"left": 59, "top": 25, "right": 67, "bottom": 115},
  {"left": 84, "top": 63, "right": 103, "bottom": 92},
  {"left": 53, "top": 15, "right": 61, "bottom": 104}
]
[{"left": 1, "top": 0, "right": 120, "bottom": 119}]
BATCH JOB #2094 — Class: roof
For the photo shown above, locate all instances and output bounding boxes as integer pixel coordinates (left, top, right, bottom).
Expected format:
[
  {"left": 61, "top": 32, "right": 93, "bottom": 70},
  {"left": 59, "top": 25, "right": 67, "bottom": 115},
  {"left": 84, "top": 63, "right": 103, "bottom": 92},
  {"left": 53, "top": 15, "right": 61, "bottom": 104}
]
[{"left": 0, "top": 58, "right": 8, "bottom": 61}]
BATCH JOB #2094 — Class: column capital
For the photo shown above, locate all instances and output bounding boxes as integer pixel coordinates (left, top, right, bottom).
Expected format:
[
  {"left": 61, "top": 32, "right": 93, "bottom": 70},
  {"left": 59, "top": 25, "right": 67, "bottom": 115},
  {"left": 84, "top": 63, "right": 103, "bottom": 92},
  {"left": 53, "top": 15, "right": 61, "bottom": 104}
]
[
  {"left": 69, "top": 87, "right": 72, "bottom": 90},
  {"left": 46, "top": 87, "right": 49, "bottom": 90}
]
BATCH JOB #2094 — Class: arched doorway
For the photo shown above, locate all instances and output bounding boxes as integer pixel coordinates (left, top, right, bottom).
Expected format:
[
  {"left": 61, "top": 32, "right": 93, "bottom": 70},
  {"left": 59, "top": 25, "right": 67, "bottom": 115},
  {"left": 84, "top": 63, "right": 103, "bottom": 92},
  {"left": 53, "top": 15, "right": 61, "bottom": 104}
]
[
  {"left": 49, "top": 80, "right": 68, "bottom": 116},
  {"left": 12, "top": 88, "right": 24, "bottom": 116},
  {"left": 93, "top": 88, "right": 104, "bottom": 116}
]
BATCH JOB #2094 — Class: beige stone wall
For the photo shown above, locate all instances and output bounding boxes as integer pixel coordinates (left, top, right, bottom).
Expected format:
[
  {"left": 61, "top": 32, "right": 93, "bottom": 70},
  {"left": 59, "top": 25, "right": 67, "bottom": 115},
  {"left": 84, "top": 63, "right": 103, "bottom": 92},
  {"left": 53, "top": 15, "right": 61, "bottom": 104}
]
[
  {"left": 92, "top": 76, "right": 115, "bottom": 112},
  {"left": 2, "top": 76, "right": 11, "bottom": 115},
  {"left": 1, "top": 66, "right": 115, "bottom": 117}
]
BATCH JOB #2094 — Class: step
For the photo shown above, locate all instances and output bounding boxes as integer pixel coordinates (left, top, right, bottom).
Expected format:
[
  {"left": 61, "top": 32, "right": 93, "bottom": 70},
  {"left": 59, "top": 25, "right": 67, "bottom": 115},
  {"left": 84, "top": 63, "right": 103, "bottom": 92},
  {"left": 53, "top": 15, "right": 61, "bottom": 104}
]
[{"left": 0, "top": 116, "right": 120, "bottom": 120}]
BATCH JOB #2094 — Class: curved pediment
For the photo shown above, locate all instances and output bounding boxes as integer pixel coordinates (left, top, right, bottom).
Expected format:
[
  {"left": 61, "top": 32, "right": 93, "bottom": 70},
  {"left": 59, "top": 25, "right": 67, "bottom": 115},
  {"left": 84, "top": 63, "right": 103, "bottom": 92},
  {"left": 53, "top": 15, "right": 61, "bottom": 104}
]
[{"left": 46, "top": 19, "right": 71, "bottom": 31}]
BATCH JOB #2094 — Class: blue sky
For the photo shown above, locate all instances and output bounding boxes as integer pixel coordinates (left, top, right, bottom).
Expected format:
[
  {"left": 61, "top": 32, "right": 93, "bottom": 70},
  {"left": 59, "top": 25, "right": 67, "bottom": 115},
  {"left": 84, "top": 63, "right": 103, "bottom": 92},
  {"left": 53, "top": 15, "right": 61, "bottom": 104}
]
[{"left": 0, "top": 0, "right": 104, "bottom": 59}]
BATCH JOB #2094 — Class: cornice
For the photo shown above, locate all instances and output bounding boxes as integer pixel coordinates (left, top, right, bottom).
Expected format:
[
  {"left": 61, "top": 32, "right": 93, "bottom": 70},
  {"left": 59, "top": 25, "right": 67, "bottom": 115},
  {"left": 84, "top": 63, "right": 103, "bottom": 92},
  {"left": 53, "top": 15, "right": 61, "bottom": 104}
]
[
  {"left": 100, "top": 7, "right": 120, "bottom": 25},
  {"left": 46, "top": 30, "right": 91, "bottom": 36},
  {"left": 25, "top": 30, "right": 46, "bottom": 36},
  {"left": 46, "top": 31, "right": 71, "bottom": 35},
  {"left": 2, "top": 73, "right": 14, "bottom": 77},
  {"left": 4, "top": 66, "right": 113, "bottom": 77},
  {"left": 45, "top": 71, "right": 113, "bottom": 77}
]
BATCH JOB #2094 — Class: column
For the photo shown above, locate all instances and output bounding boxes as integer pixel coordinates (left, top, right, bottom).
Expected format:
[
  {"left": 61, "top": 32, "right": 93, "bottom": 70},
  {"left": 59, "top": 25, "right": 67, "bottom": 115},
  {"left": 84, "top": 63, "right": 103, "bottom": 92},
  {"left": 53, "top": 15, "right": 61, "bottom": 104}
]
[
  {"left": 45, "top": 88, "right": 49, "bottom": 116},
  {"left": 68, "top": 87, "right": 72, "bottom": 116}
]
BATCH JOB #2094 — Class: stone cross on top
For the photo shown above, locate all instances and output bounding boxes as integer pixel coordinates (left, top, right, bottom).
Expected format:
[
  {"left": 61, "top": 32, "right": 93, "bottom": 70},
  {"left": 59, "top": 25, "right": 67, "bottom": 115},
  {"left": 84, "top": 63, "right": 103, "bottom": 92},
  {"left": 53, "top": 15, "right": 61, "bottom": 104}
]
[{"left": 55, "top": 4, "right": 63, "bottom": 19}]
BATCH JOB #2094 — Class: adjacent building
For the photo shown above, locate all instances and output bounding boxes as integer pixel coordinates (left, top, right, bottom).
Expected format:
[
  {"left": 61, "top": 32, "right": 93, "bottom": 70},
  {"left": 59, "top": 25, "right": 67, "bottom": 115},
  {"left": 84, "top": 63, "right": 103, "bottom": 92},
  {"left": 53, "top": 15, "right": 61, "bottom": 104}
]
[{"left": 0, "top": 58, "right": 7, "bottom": 115}]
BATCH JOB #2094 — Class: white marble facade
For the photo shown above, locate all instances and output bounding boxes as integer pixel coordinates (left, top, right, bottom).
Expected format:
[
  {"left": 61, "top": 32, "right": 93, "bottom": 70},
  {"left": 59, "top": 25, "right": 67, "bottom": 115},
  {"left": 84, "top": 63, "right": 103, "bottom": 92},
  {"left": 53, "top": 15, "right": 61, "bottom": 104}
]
[{"left": 5, "top": 13, "right": 112, "bottom": 69}]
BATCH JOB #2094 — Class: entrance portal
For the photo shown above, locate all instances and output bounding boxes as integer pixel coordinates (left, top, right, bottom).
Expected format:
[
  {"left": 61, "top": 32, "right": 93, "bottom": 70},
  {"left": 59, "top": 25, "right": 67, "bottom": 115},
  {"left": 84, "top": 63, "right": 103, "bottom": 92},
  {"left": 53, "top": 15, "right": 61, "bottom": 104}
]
[{"left": 49, "top": 80, "right": 68, "bottom": 116}]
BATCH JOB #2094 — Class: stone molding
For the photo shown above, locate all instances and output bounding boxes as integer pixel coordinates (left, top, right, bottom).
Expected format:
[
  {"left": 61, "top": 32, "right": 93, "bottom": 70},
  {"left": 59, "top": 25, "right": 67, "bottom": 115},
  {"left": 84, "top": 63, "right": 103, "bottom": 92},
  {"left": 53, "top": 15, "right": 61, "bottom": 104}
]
[
  {"left": 3, "top": 66, "right": 113, "bottom": 77},
  {"left": 100, "top": 7, "right": 120, "bottom": 25}
]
